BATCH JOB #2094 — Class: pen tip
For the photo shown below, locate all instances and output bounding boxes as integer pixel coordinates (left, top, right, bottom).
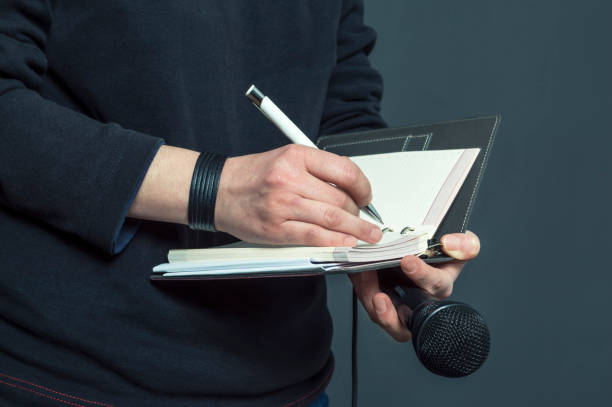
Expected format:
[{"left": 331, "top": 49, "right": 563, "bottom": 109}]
[
  {"left": 370, "top": 206, "right": 384, "bottom": 224},
  {"left": 362, "top": 204, "right": 384, "bottom": 225}
]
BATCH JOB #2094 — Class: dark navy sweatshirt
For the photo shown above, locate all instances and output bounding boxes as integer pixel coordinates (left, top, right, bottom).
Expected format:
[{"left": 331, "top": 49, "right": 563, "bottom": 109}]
[{"left": 0, "top": 1, "right": 385, "bottom": 405}]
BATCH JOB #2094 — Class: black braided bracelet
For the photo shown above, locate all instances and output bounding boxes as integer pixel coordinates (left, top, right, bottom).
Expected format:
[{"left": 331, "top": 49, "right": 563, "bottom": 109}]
[{"left": 188, "top": 152, "right": 227, "bottom": 231}]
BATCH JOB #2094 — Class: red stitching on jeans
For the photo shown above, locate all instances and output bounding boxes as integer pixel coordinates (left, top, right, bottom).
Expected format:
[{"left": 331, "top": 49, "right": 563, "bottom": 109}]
[
  {"left": 0, "top": 378, "right": 86, "bottom": 407},
  {"left": 0, "top": 372, "right": 114, "bottom": 407},
  {"left": 281, "top": 360, "right": 334, "bottom": 407}
]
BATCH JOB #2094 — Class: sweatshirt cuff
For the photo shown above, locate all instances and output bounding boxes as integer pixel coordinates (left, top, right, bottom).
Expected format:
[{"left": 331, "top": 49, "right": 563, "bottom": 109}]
[
  {"left": 81, "top": 123, "right": 165, "bottom": 255},
  {"left": 110, "top": 138, "right": 164, "bottom": 254},
  {"left": 110, "top": 138, "right": 165, "bottom": 254}
]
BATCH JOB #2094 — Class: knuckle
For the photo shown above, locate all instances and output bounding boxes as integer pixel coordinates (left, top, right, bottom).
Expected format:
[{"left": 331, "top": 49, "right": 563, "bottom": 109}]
[
  {"left": 438, "top": 281, "right": 454, "bottom": 299},
  {"left": 282, "top": 144, "right": 306, "bottom": 160},
  {"left": 338, "top": 193, "right": 359, "bottom": 215},
  {"left": 334, "top": 192, "right": 350, "bottom": 209},
  {"left": 340, "top": 157, "right": 371, "bottom": 205},
  {"left": 263, "top": 167, "right": 287, "bottom": 188},
  {"left": 429, "top": 277, "right": 445, "bottom": 293},
  {"left": 322, "top": 207, "right": 342, "bottom": 228},
  {"left": 430, "top": 275, "right": 452, "bottom": 297},
  {"left": 340, "top": 157, "right": 360, "bottom": 184}
]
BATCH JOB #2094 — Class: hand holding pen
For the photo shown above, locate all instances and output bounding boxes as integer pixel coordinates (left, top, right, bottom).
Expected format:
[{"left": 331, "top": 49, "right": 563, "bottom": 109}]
[
  {"left": 245, "top": 85, "right": 384, "bottom": 225},
  {"left": 210, "top": 87, "right": 384, "bottom": 247}
]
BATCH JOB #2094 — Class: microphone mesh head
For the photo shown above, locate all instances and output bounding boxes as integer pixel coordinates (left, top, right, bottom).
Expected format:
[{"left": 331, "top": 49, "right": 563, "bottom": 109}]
[{"left": 411, "top": 302, "right": 490, "bottom": 378}]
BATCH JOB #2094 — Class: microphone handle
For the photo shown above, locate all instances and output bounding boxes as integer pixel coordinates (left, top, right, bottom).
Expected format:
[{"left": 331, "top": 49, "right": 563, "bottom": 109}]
[{"left": 378, "top": 267, "right": 438, "bottom": 330}]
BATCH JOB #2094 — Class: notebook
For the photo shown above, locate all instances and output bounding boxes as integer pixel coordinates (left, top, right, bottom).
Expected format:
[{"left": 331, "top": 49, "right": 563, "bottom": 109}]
[
  {"left": 152, "top": 116, "right": 499, "bottom": 280},
  {"left": 152, "top": 148, "right": 481, "bottom": 280}
]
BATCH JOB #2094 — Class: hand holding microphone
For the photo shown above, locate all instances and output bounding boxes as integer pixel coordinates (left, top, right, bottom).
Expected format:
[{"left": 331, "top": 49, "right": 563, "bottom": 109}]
[{"left": 350, "top": 231, "right": 490, "bottom": 377}]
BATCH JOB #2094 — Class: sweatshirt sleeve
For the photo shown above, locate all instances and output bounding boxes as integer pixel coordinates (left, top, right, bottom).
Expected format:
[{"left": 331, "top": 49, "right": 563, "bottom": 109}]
[
  {"left": 318, "top": 0, "right": 388, "bottom": 136},
  {"left": 0, "top": 0, "right": 164, "bottom": 255}
]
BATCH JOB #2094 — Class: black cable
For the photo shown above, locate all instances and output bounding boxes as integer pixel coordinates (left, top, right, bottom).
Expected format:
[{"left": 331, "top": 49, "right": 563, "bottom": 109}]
[{"left": 351, "top": 289, "right": 358, "bottom": 407}]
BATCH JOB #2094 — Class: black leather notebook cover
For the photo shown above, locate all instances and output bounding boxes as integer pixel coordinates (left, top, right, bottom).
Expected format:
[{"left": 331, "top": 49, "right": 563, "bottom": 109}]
[{"left": 316, "top": 115, "right": 500, "bottom": 242}]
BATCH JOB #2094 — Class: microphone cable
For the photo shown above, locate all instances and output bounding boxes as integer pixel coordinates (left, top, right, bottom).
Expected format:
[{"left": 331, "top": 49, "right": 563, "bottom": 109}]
[{"left": 351, "top": 289, "right": 358, "bottom": 407}]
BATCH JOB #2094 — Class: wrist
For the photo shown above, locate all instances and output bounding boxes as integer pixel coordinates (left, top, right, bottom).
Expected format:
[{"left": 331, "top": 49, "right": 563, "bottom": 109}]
[{"left": 127, "top": 145, "right": 199, "bottom": 225}]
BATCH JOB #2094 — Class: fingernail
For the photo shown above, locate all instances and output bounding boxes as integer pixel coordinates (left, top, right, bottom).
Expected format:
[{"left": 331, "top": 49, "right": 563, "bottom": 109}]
[
  {"left": 373, "top": 296, "right": 387, "bottom": 314},
  {"left": 369, "top": 227, "right": 382, "bottom": 242},
  {"left": 466, "top": 231, "right": 480, "bottom": 254},
  {"left": 442, "top": 235, "right": 460, "bottom": 251},
  {"left": 471, "top": 236, "right": 479, "bottom": 252}
]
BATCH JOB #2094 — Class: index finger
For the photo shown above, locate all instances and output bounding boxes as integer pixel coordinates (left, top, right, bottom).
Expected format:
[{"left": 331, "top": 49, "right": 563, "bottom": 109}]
[
  {"left": 349, "top": 272, "right": 412, "bottom": 342},
  {"left": 303, "top": 149, "right": 372, "bottom": 208}
]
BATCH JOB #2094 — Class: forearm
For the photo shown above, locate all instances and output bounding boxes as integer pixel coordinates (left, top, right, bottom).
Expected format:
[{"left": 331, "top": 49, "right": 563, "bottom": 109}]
[
  {"left": 127, "top": 145, "right": 200, "bottom": 225},
  {"left": 0, "top": 1, "right": 167, "bottom": 254}
]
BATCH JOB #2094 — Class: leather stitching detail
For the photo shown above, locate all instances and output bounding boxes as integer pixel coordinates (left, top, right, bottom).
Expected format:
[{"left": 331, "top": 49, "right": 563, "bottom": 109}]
[
  {"left": 321, "top": 134, "right": 429, "bottom": 151},
  {"left": 460, "top": 115, "right": 499, "bottom": 231},
  {"left": 400, "top": 134, "right": 412, "bottom": 151}
]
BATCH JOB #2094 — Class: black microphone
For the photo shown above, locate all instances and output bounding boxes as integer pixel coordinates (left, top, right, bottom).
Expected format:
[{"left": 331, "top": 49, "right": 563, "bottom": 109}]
[{"left": 380, "top": 267, "right": 490, "bottom": 378}]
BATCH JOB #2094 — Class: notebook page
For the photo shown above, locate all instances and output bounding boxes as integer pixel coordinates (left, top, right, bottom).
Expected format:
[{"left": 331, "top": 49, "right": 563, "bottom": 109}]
[
  {"left": 154, "top": 258, "right": 322, "bottom": 274},
  {"left": 351, "top": 149, "right": 465, "bottom": 237},
  {"left": 168, "top": 245, "right": 336, "bottom": 263},
  {"left": 422, "top": 148, "right": 480, "bottom": 228}
]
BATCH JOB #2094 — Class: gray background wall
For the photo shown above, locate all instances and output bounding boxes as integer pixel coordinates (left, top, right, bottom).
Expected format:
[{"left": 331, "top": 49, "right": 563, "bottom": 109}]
[{"left": 326, "top": 1, "right": 612, "bottom": 405}]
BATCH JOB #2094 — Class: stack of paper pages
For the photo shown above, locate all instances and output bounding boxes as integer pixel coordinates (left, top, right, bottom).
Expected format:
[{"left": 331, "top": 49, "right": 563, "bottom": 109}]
[{"left": 152, "top": 148, "right": 480, "bottom": 280}]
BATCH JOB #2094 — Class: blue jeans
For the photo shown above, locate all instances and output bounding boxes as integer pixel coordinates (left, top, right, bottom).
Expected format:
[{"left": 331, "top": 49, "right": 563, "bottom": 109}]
[{"left": 307, "top": 392, "right": 329, "bottom": 407}]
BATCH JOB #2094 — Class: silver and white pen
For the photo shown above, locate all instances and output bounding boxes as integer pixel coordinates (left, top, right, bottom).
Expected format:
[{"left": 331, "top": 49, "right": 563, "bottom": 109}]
[{"left": 245, "top": 84, "right": 384, "bottom": 225}]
